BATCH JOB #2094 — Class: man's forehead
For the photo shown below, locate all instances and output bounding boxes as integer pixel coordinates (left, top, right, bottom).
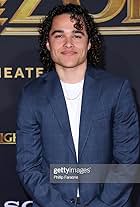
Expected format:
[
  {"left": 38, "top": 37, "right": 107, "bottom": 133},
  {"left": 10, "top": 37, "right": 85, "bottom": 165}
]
[{"left": 50, "top": 14, "right": 86, "bottom": 31}]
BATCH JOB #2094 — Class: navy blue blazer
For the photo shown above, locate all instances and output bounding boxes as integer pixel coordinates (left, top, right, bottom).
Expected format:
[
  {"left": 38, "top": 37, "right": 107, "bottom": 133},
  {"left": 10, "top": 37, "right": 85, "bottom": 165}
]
[{"left": 16, "top": 65, "right": 139, "bottom": 207}]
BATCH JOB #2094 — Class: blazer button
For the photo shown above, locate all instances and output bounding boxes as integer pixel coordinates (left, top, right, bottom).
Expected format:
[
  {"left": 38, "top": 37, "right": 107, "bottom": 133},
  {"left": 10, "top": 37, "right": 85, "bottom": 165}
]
[{"left": 70, "top": 198, "right": 75, "bottom": 204}]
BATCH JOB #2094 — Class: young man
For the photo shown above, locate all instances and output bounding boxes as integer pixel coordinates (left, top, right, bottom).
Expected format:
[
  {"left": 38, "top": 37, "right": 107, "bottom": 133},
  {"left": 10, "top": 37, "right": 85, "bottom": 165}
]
[{"left": 16, "top": 4, "right": 139, "bottom": 207}]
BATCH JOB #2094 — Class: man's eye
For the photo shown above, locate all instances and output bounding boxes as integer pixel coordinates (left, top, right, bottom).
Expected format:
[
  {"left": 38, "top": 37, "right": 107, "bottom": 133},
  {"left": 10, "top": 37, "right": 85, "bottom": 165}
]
[
  {"left": 54, "top": 35, "right": 63, "bottom": 38},
  {"left": 74, "top": 35, "right": 82, "bottom": 39}
]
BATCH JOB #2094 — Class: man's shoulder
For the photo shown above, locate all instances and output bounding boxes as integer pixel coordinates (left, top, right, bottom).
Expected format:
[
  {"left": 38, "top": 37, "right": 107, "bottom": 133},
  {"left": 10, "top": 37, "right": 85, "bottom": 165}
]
[
  {"left": 92, "top": 67, "right": 125, "bottom": 81},
  {"left": 89, "top": 66, "right": 128, "bottom": 87},
  {"left": 22, "top": 71, "right": 52, "bottom": 95},
  {"left": 87, "top": 66, "right": 132, "bottom": 97}
]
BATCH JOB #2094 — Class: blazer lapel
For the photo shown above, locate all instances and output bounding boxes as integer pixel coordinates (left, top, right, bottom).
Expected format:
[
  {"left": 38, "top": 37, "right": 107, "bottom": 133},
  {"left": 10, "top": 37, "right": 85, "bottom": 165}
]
[
  {"left": 44, "top": 70, "right": 77, "bottom": 160},
  {"left": 78, "top": 66, "right": 103, "bottom": 160}
]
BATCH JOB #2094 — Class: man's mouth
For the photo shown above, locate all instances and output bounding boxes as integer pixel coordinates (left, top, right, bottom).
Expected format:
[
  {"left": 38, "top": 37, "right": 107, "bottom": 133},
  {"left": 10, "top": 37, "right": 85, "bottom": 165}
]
[{"left": 61, "top": 51, "right": 77, "bottom": 55}]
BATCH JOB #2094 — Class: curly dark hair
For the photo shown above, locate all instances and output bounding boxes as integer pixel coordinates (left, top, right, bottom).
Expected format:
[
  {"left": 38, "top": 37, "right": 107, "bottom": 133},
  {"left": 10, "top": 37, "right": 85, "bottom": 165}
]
[{"left": 39, "top": 3, "right": 104, "bottom": 71}]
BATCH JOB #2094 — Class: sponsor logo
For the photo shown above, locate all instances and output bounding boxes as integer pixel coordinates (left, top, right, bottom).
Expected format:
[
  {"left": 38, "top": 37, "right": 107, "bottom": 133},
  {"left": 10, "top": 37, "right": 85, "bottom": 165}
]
[
  {"left": 0, "top": 133, "right": 16, "bottom": 144},
  {"left": 0, "top": 0, "right": 140, "bottom": 35},
  {"left": 4, "top": 201, "right": 33, "bottom": 207},
  {"left": 0, "top": 67, "right": 44, "bottom": 79}
]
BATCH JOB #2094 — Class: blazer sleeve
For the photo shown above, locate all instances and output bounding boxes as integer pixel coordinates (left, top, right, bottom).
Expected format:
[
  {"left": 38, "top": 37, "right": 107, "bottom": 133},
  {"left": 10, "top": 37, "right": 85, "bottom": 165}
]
[
  {"left": 88, "top": 80, "right": 140, "bottom": 207},
  {"left": 16, "top": 87, "right": 71, "bottom": 207}
]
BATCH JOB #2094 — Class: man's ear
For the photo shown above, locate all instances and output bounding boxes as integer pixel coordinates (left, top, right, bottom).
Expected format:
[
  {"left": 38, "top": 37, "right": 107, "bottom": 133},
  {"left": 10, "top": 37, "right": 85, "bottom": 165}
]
[
  {"left": 46, "top": 41, "right": 50, "bottom": 51},
  {"left": 88, "top": 40, "right": 91, "bottom": 50}
]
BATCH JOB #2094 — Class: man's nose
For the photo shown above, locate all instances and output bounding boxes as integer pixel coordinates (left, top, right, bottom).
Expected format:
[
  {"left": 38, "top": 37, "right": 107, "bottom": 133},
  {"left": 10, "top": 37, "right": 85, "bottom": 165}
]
[{"left": 64, "top": 37, "right": 73, "bottom": 48}]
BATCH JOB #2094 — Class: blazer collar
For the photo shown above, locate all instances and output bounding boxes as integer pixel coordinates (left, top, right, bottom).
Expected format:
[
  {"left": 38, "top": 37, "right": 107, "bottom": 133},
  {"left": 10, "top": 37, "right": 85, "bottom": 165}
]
[
  {"left": 42, "top": 65, "right": 103, "bottom": 161},
  {"left": 78, "top": 66, "right": 103, "bottom": 160},
  {"left": 43, "top": 64, "right": 100, "bottom": 82},
  {"left": 43, "top": 69, "right": 77, "bottom": 161}
]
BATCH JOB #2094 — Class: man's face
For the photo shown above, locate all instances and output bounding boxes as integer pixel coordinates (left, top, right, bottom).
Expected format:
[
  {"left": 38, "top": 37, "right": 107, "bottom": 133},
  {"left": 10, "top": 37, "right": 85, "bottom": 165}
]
[{"left": 46, "top": 14, "right": 91, "bottom": 70}]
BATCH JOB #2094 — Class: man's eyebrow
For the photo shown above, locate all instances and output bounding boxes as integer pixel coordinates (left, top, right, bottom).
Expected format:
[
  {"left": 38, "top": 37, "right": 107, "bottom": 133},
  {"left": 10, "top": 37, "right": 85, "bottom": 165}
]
[
  {"left": 50, "top": 30, "right": 86, "bottom": 36},
  {"left": 73, "top": 30, "right": 85, "bottom": 36},
  {"left": 50, "top": 30, "right": 64, "bottom": 36}
]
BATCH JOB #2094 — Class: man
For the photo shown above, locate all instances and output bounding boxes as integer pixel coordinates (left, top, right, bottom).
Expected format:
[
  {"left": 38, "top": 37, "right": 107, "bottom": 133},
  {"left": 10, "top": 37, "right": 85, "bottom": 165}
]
[{"left": 16, "top": 3, "right": 139, "bottom": 207}]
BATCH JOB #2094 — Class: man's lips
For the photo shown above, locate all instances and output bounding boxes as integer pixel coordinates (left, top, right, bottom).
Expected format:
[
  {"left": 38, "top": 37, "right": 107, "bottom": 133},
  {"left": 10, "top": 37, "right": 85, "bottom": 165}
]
[{"left": 61, "top": 51, "right": 77, "bottom": 55}]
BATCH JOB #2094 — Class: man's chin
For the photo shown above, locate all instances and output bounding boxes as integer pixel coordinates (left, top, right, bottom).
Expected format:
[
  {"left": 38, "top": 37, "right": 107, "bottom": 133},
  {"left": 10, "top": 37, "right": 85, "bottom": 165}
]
[{"left": 57, "top": 62, "right": 79, "bottom": 69}]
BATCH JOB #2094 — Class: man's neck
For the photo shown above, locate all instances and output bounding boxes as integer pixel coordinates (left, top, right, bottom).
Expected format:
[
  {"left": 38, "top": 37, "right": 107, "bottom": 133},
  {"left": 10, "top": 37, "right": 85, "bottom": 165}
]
[{"left": 55, "top": 63, "right": 87, "bottom": 84}]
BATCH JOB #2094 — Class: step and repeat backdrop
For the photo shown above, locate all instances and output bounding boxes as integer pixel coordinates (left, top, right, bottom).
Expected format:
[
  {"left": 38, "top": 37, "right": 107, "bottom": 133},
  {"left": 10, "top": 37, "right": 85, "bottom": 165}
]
[{"left": 0, "top": 0, "right": 140, "bottom": 206}]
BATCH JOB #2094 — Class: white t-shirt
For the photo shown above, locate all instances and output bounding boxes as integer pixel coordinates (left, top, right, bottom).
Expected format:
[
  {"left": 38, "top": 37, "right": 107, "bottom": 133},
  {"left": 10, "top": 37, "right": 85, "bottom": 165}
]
[
  {"left": 61, "top": 79, "right": 84, "bottom": 161},
  {"left": 61, "top": 79, "right": 84, "bottom": 197}
]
